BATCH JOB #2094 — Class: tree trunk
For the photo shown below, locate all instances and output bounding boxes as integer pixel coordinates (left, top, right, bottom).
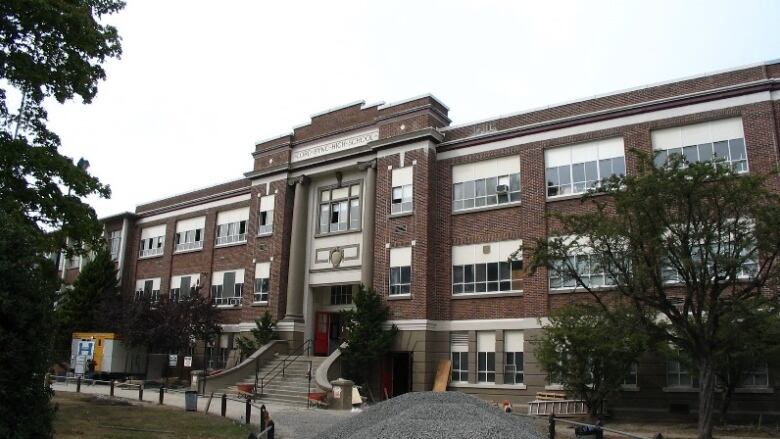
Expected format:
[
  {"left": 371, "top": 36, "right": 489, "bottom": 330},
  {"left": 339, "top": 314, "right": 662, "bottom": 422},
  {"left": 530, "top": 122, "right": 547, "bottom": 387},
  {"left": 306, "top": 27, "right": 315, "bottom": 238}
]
[
  {"left": 697, "top": 361, "right": 716, "bottom": 439},
  {"left": 719, "top": 383, "right": 735, "bottom": 425}
]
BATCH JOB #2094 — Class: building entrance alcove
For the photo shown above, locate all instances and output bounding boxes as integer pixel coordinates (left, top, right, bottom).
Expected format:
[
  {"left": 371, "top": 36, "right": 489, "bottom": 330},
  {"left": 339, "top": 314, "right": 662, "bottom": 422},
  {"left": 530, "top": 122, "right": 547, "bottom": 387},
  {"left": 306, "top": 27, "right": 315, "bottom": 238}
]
[{"left": 311, "top": 284, "right": 356, "bottom": 356}]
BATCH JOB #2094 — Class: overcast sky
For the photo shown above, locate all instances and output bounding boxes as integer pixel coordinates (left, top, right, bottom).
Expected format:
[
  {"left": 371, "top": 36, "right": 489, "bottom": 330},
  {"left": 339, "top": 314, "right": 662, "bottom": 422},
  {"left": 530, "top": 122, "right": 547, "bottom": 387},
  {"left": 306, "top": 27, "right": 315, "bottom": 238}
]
[{"left": 46, "top": 0, "right": 780, "bottom": 217}]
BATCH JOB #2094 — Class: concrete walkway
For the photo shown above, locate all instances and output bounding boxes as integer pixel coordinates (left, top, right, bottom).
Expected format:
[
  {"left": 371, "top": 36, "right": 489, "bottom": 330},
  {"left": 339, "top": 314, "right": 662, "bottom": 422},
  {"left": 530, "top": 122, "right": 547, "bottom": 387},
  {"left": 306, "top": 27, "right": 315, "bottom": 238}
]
[{"left": 52, "top": 381, "right": 353, "bottom": 438}]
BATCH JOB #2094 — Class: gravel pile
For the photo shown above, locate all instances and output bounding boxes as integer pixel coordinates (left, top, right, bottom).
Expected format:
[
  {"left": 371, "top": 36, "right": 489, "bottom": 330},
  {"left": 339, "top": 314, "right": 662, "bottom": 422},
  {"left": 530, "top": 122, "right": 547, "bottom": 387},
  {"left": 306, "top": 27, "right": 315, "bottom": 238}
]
[{"left": 315, "top": 391, "right": 544, "bottom": 439}]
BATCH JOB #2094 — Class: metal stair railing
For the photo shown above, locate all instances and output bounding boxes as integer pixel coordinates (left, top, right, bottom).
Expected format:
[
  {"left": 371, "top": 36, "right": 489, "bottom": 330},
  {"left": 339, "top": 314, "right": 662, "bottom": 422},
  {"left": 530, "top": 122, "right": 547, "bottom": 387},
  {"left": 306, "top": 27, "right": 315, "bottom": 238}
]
[{"left": 254, "top": 339, "right": 312, "bottom": 398}]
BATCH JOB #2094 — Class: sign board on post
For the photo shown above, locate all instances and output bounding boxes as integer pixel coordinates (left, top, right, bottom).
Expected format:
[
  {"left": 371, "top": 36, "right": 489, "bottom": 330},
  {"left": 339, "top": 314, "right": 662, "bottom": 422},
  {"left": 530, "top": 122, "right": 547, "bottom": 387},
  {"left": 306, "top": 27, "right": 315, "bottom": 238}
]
[
  {"left": 168, "top": 354, "right": 178, "bottom": 367},
  {"left": 74, "top": 355, "right": 87, "bottom": 376},
  {"left": 184, "top": 356, "right": 192, "bottom": 368}
]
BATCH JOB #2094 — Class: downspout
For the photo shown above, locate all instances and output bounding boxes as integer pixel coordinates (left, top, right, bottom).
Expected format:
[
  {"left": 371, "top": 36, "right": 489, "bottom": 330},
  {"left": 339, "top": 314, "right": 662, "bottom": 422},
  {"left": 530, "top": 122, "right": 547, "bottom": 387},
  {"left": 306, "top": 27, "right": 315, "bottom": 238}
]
[{"left": 117, "top": 216, "right": 130, "bottom": 285}]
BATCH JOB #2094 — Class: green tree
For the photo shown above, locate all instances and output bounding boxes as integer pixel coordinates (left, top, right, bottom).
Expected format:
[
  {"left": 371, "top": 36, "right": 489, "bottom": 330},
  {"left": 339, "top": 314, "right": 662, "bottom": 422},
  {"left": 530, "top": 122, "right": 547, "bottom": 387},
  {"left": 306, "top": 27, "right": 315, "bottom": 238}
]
[
  {"left": 339, "top": 285, "right": 398, "bottom": 390},
  {"left": 531, "top": 154, "right": 780, "bottom": 439},
  {"left": 235, "top": 311, "right": 278, "bottom": 360},
  {"left": 0, "top": 214, "right": 60, "bottom": 439},
  {"left": 0, "top": 1, "right": 124, "bottom": 437},
  {"left": 55, "top": 247, "right": 122, "bottom": 354},
  {"left": 122, "top": 289, "right": 221, "bottom": 372},
  {"left": 535, "top": 304, "right": 649, "bottom": 418},
  {"left": 713, "top": 307, "right": 780, "bottom": 423}
]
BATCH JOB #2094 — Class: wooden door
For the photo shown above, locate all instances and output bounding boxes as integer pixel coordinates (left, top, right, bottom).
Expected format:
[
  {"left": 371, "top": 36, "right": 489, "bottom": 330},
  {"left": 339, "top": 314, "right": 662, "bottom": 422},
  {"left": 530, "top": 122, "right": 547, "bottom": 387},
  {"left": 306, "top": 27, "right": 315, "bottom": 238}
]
[{"left": 314, "top": 312, "right": 330, "bottom": 356}]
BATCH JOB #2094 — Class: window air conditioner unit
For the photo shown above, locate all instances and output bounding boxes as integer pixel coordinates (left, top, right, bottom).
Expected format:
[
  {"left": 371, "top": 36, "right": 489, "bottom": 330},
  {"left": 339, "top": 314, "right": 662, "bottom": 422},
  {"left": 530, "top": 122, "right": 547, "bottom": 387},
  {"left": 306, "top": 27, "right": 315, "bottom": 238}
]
[{"left": 496, "top": 184, "right": 509, "bottom": 194}]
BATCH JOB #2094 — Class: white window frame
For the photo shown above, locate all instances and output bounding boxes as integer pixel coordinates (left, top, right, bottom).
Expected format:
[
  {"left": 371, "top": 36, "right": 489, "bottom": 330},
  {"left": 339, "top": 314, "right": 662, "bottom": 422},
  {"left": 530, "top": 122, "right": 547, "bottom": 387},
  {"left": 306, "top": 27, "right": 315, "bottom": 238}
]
[
  {"left": 477, "top": 331, "right": 496, "bottom": 383},
  {"left": 258, "top": 195, "right": 275, "bottom": 235},
  {"left": 451, "top": 240, "right": 524, "bottom": 296},
  {"left": 215, "top": 220, "right": 247, "bottom": 246},
  {"left": 545, "top": 138, "right": 626, "bottom": 199},
  {"left": 109, "top": 230, "right": 121, "bottom": 261},
  {"left": 450, "top": 331, "right": 469, "bottom": 383},
  {"left": 253, "top": 262, "right": 270, "bottom": 303},
  {"left": 623, "top": 362, "right": 638, "bottom": 388},
  {"left": 139, "top": 235, "right": 164, "bottom": 258},
  {"left": 318, "top": 183, "right": 361, "bottom": 234},
  {"left": 504, "top": 331, "right": 524, "bottom": 385},
  {"left": 135, "top": 278, "right": 161, "bottom": 302},
  {"left": 175, "top": 228, "right": 203, "bottom": 252},
  {"left": 389, "top": 247, "right": 412, "bottom": 296},
  {"left": 652, "top": 118, "right": 748, "bottom": 174},
  {"left": 170, "top": 274, "right": 198, "bottom": 302},
  {"left": 666, "top": 359, "right": 698, "bottom": 388},
  {"left": 211, "top": 270, "right": 244, "bottom": 307},
  {"left": 549, "top": 253, "right": 618, "bottom": 291},
  {"left": 740, "top": 363, "right": 769, "bottom": 388},
  {"left": 391, "top": 184, "right": 413, "bottom": 214}
]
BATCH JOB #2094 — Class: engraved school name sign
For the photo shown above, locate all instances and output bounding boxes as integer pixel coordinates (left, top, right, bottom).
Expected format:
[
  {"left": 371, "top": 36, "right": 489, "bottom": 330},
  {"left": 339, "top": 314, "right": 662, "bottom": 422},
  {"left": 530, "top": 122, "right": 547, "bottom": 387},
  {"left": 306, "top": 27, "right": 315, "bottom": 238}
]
[{"left": 291, "top": 131, "right": 379, "bottom": 163}]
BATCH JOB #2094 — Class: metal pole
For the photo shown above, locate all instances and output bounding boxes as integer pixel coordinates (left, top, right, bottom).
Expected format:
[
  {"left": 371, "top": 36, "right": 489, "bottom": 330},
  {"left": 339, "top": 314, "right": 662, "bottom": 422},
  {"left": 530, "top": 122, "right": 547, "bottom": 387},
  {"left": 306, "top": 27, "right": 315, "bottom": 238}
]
[
  {"left": 245, "top": 398, "right": 251, "bottom": 424},
  {"left": 307, "top": 361, "right": 312, "bottom": 408},
  {"left": 254, "top": 358, "right": 259, "bottom": 394},
  {"left": 221, "top": 394, "right": 227, "bottom": 417},
  {"left": 282, "top": 359, "right": 285, "bottom": 378},
  {"left": 110, "top": 380, "right": 115, "bottom": 397},
  {"left": 139, "top": 383, "right": 144, "bottom": 401},
  {"left": 76, "top": 376, "right": 81, "bottom": 393},
  {"left": 260, "top": 378, "right": 264, "bottom": 396},
  {"left": 159, "top": 386, "right": 164, "bottom": 404},
  {"left": 548, "top": 413, "right": 556, "bottom": 439}
]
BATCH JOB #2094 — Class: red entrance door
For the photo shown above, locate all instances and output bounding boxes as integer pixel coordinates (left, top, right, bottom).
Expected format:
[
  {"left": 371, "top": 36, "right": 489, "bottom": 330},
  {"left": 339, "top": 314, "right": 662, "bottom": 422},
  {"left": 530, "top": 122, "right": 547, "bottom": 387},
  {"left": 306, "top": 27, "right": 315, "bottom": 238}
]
[{"left": 314, "top": 312, "right": 330, "bottom": 356}]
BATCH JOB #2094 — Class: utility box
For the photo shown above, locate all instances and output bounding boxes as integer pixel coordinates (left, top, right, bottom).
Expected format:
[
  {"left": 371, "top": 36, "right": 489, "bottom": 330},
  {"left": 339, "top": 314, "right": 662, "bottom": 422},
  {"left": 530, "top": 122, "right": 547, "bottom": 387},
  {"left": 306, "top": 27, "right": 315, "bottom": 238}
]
[{"left": 330, "top": 378, "right": 353, "bottom": 410}]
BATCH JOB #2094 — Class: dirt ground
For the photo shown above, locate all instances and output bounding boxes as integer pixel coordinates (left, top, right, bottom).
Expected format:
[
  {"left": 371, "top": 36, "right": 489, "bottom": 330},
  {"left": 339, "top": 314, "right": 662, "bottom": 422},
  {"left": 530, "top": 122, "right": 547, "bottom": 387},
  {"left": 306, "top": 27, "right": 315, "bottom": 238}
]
[{"left": 53, "top": 392, "right": 254, "bottom": 439}]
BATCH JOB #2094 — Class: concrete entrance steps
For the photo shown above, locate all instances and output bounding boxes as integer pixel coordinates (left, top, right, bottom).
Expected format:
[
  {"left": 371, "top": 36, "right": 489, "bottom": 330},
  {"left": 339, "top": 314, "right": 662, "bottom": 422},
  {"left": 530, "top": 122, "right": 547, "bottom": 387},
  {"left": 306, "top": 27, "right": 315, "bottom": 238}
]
[{"left": 223, "top": 355, "right": 327, "bottom": 405}]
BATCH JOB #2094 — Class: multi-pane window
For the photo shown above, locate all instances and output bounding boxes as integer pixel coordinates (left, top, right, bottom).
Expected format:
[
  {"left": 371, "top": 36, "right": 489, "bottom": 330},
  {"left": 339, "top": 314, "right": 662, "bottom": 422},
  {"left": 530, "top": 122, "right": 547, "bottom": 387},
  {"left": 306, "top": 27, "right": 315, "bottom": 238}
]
[
  {"left": 453, "top": 260, "right": 523, "bottom": 294},
  {"left": 139, "top": 225, "right": 166, "bottom": 258},
  {"left": 254, "top": 262, "right": 270, "bottom": 303},
  {"left": 504, "top": 331, "right": 524, "bottom": 385},
  {"left": 175, "top": 229, "right": 203, "bottom": 252},
  {"left": 216, "top": 221, "right": 247, "bottom": 246},
  {"left": 135, "top": 278, "right": 161, "bottom": 302},
  {"left": 319, "top": 184, "right": 361, "bottom": 234},
  {"left": 741, "top": 363, "right": 769, "bottom": 388},
  {"left": 451, "top": 332, "right": 469, "bottom": 383},
  {"left": 215, "top": 208, "right": 249, "bottom": 246},
  {"left": 139, "top": 236, "right": 164, "bottom": 258},
  {"left": 211, "top": 270, "right": 244, "bottom": 307},
  {"left": 452, "top": 157, "right": 521, "bottom": 212},
  {"left": 108, "top": 230, "right": 121, "bottom": 260},
  {"left": 389, "top": 247, "right": 412, "bottom": 295},
  {"left": 392, "top": 185, "right": 413, "bottom": 214},
  {"left": 667, "top": 360, "right": 697, "bottom": 388},
  {"left": 545, "top": 138, "right": 626, "bottom": 198},
  {"left": 391, "top": 166, "right": 413, "bottom": 214},
  {"left": 170, "top": 274, "right": 198, "bottom": 302},
  {"left": 477, "top": 332, "right": 496, "bottom": 383},
  {"left": 652, "top": 118, "right": 748, "bottom": 173},
  {"left": 258, "top": 195, "right": 275, "bottom": 235},
  {"left": 453, "top": 174, "right": 521, "bottom": 211},
  {"left": 549, "top": 254, "right": 617, "bottom": 290},
  {"left": 330, "top": 285, "right": 353, "bottom": 305},
  {"left": 452, "top": 240, "right": 524, "bottom": 295},
  {"left": 661, "top": 243, "right": 758, "bottom": 284},
  {"left": 623, "top": 362, "right": 638, "bottom": 387}
]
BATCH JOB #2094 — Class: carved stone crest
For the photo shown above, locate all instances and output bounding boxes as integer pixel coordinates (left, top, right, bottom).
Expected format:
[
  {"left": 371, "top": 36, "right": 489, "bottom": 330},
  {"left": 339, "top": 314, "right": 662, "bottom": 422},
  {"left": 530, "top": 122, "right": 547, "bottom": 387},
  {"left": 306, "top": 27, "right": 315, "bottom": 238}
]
[{"left": 329, "top": 247, "right": 344, "bottom": 268}]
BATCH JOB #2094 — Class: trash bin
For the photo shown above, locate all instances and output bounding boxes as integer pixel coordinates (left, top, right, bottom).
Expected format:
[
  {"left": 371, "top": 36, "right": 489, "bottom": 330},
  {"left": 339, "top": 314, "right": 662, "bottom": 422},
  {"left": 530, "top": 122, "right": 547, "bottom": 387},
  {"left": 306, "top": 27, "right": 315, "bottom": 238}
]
[
  {"left": 330, "top": 378, "right": 354, "bottom": 410},
  {"left": 185, "top": 390, "right": 198, "bottom": 412}
]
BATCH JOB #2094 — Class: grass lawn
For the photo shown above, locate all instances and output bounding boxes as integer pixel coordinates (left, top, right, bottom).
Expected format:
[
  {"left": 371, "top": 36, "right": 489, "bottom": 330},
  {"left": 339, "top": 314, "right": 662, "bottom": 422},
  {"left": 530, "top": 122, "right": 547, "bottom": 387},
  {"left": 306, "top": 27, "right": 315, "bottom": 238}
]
[{"left": 53, "top": 392, "right": 253, "bottom": 439}]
